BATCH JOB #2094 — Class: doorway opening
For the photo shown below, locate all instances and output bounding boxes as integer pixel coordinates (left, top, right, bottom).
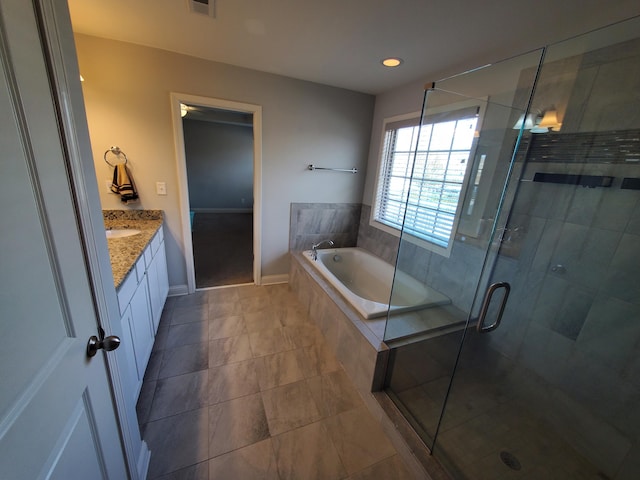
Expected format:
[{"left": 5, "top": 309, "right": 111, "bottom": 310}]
[
  {"left": 171, "top": 94, "right": 262, "bottom": 292},
  {"left": 192, "top": 210, "right": 253, "bottom": 287}
]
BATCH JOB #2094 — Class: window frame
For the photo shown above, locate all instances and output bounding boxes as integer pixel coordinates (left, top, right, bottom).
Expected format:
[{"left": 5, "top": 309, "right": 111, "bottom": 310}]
[{"left": 370, "top": 101, "right": 483, "bottom": 257}]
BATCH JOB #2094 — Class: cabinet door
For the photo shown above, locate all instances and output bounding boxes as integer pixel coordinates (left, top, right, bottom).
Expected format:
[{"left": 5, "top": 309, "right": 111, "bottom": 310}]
[
  {"left": 129, "top": 275, "right": 154, "bottom": 385},
  {"left": 157, "top": 241, "right": 169, "bottom": 314},
  {"left": 147, "top": 240, "right": 169, "bottom": 332},
  {"left": 119, "top": 305, "right": 141, "bottom": 401},
  {"left": 147, "top": 252, "right": 162, "bottom": 333}
]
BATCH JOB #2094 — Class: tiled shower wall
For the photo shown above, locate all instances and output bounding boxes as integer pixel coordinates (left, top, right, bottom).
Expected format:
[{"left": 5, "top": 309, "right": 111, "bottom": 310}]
[
  {"left": 478, "top": 40, "right": 640, "bottom": 475},
  {"left": 481, "top": 155, "right": 640, "bottom": 474}
]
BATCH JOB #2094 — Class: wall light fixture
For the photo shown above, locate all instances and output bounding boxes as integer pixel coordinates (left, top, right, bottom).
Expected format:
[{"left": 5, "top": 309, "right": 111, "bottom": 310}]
[{"left": 513, "top": 108, "right": 562, "bottom": 133}]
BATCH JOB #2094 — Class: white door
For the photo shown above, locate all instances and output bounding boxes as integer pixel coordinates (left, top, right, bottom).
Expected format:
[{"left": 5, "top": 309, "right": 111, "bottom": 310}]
[{"left": 0, "top": 1, "right": 128, "bottom": 478}]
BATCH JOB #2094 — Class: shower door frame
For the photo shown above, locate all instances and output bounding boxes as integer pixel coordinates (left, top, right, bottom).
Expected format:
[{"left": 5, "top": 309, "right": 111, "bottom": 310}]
[{"left": 381, "top": 47, "right": 547, "bottom": 456}]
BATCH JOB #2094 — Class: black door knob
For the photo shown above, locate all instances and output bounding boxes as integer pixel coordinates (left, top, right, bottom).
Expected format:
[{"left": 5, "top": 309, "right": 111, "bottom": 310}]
[{"left": 87, "top": 335, "right": 121, "bottom": 358}]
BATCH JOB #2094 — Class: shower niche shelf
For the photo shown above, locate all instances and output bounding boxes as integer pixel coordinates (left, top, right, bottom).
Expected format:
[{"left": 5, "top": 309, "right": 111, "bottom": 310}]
[
  {"left": 532, "top": 172, "right": 614, "bottom": 188},
  {"left": 621, "top": 177, "right": 640, "bottom": 190}
]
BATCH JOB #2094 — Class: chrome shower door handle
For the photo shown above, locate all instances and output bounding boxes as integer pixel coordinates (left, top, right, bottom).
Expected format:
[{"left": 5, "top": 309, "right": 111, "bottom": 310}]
[{"left": 476, "top": 282, "right": 511, "bottom": 333}]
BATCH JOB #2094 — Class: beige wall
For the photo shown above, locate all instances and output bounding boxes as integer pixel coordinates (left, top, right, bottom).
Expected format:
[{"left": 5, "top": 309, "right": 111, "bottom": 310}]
[{"left": 75, "top": 34, "right": 374, "bottom": 289}]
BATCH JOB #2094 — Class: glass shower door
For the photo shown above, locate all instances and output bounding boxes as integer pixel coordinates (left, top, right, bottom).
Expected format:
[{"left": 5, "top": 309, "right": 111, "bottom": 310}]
[
  {"left": 381, "top": 49, "right": 545, "bottom": 447},
  {"left": 431, "top": 17, "right": 640, "bottom": 479}
]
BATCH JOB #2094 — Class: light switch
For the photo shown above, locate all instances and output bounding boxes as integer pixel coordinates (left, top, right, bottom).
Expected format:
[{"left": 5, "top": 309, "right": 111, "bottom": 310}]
[{"left": 156, "top": 182, "right": 167, "bottom": 195}]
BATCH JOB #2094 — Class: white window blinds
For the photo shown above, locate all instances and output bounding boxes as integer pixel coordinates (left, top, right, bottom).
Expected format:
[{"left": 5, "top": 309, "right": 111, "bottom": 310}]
[{"left": 374, "top": 107, "right": 479, "bottom": 251}]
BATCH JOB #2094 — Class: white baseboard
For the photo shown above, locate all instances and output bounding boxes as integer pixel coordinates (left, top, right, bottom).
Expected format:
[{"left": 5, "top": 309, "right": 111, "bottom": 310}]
[
  {"left": 261, "top": 274, "right": 289, "bottom": 285},
  {"left": 190, "top": 208, "right": 253, "bottom": 214},
  {"left": 168, "top": 284, "right": 189, "bottom": 296},
  {"left": 169, "top": 278, "right": 287, "bottom": 294}
]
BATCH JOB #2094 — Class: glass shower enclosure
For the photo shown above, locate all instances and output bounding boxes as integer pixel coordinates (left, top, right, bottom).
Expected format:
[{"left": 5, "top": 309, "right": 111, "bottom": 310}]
[{"left": 382, "top": 16, "right": 640, "bottom": 479}]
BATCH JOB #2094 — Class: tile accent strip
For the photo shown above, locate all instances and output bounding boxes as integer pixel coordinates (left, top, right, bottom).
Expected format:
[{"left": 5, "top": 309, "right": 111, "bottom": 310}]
[{"left": 521, "top": 129, "right": 640, "bottom": 164}]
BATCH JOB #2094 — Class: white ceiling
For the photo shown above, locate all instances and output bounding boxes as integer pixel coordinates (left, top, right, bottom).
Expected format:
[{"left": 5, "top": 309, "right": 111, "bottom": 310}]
[{"left": 67, "top": 0, "right": 640, "bottom": 95}]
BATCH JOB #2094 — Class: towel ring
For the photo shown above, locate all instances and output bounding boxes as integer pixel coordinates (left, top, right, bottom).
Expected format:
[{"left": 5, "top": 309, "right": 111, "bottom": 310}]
[{"left": 104, "top": 146, "right": 128, "bottom": 167}]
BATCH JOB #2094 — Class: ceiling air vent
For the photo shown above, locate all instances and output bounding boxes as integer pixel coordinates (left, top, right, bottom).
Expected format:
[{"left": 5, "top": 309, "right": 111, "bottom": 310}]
[{"left": 188, "top": 0, "right": 216, "bottom": 18}]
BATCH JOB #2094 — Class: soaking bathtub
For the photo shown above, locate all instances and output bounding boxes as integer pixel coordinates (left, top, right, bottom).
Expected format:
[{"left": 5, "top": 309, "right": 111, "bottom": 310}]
[{"left": 302, "top": 247, "right": 450, "bottom": 319}]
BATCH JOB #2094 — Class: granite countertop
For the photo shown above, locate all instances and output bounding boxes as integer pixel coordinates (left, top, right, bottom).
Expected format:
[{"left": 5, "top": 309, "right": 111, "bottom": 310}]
[{"left": 103, "top": 210, "right": 164, "bottom": 289}]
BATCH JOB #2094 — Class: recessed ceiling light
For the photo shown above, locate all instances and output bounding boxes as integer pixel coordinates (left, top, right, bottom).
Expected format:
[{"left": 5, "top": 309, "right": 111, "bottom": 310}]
[{"left": 381, "top": 57, "right": 403, "bottom": 67}]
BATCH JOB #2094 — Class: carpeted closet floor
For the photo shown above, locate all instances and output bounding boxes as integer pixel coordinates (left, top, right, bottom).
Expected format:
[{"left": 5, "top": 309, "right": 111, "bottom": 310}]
[{"left": 191, "top": 212, "right": 253, "bottom": 288}]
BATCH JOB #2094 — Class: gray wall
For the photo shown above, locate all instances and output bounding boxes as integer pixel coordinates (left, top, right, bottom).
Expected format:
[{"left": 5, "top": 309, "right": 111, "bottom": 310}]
[
  {"left": 183, "top": 119, "right": 253, "bottom": 210},
  {"left": 76, "top": 34, "right": 374, "bottom": 287}
]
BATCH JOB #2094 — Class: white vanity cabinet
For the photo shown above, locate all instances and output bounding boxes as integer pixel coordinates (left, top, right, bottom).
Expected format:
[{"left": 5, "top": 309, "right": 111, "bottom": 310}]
[
  {"left": 145, "top": 226, "right": 169, "bottom": 333},
  {"left": 115, "top": 227, "right": 168, "bottom": 399}
]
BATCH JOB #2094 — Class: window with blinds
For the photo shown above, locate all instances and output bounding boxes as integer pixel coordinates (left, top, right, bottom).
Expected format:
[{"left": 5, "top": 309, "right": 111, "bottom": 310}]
[{"left": 373, "top": 107, "right": 479, "bottom": 254}]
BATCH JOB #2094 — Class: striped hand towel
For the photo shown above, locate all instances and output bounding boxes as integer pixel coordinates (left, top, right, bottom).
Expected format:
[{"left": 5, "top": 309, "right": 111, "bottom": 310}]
[{"left": 111, "top": 164, "right": 139, "bottom": 204}]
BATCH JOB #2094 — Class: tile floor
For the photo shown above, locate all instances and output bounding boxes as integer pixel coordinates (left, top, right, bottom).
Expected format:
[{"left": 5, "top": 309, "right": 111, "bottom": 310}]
[{"left": 136, "top": 284, "right": 419, "bottom": 479}]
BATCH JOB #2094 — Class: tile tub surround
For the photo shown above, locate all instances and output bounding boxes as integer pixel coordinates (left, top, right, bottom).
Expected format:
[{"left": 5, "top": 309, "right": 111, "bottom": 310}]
[
  {"left": 289, "top": 252, "right": 431, "bottom": 478},
  {"left": 103, "top": 209, "right": 164, "bottom": 288},
  {"left": 356, "top": 204, "right": 399, "bottom": 265},
  {"left": 289, "top": 202, "right": 362, "bottom": 251}
]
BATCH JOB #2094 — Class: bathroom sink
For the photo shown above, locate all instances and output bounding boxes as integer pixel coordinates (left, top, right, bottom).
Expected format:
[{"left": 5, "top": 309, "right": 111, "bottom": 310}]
[{"left": 105, "top": 228, "right": 141, "bottom": 239}]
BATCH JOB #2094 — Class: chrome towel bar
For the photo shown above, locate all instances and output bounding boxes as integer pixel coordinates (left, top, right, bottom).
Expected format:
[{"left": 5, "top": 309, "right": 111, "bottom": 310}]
[{"left": 308, "top": 164, "right": 357, "bottom": 174}]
